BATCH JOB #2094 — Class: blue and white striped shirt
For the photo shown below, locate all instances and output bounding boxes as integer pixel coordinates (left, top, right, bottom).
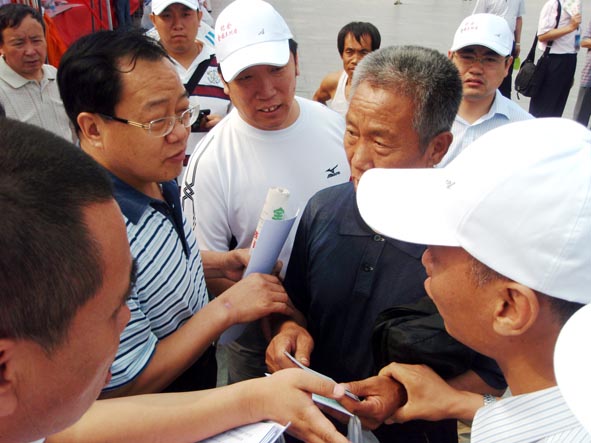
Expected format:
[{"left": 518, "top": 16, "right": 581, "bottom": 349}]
[
  {"left": 104, "top": 176, "right": 209, "bottom": 390},
  {"left": 438, "top": 90, "right": 533, "bottom": 167},
  {"left": 472, "top": 386, "right": 591, "bottom": 442}
]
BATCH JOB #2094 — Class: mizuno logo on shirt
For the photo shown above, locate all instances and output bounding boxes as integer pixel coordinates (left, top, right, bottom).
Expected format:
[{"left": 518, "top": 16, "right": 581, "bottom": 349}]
[{"left": 326, "top": 165, "right": 341, "bottom": 179}]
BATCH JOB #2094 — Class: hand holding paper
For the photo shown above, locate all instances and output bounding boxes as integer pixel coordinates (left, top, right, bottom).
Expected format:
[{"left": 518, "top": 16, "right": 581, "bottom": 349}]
[{"left": 219, "top": 188, "right": 298, "bottom": 344}]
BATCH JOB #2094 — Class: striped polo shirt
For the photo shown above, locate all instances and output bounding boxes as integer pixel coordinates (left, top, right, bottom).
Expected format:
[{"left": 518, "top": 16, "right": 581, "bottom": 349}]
[
  {"left": 104, "top": 175, "right": 209, "bottom": 391},
  {"left": 472, "top": 386, "right": 591, "bottom": 442}
]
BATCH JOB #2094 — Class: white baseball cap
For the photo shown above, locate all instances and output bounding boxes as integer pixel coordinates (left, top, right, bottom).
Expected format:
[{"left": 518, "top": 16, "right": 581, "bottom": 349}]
[
  {"left": 152, "top": 0, "right": 199, "bottom": 15},
  {"left": 215, "top": 0, "right": 293, "bottom": 82},
  {"left": 451, "top": 13, "right": 513, "bottom": 56},
  {"left": 357, "top": 118, "right": 591, "bottom": 305},
  {"left": 554, "top": 303, "right": 591, "bottom": 434}
]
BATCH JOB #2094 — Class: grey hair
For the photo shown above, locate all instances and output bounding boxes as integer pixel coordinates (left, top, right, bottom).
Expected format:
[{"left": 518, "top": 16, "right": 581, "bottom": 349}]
[{"left": 351, "top": 45, "right": 462, "bottom": 150}]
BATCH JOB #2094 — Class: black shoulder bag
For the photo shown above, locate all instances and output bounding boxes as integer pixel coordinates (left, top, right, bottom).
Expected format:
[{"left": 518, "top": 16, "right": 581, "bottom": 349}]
[{"left": 515, "top": 0, "right": 562, "bottom": 98}]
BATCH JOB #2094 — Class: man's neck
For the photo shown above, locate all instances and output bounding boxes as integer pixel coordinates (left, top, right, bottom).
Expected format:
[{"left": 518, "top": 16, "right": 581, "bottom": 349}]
[
  {"left": 496, "top": 335, "right": 558, "bottom": 396},
  {"left": 457, "top": 93, "right": 496, "bottom": 124},
  {"left": 169, "top": 40, "right": 203, "bottom": 70}
]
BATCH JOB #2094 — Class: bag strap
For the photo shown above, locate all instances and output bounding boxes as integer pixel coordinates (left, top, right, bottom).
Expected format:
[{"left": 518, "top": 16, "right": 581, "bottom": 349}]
[
  {"left": 526, "top": 0, "right": 562, "bottom": 61},
  {"left": 184, "top": 54, "right": 214, "bottom": 95},
  {"left": 546, "top": 0, "right": 562, "bottom": 51}
]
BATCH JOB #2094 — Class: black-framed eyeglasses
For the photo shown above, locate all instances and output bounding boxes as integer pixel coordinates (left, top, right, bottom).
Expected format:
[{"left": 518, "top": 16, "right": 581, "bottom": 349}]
[{"left": 99, "top": 106, "right": 198, "bottom": 137}]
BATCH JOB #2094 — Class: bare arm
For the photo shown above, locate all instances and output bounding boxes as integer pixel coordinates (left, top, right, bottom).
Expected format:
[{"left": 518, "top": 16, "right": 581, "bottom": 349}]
[
  {"left": 581, "top": 38, "right": 591, "bottom": 49},
  {"left": 312, "top": 72, "right": 341, "bottom": 104},
  {"left": 342, "top": 366, "right": 505, "bottom": 426},
  {"left": 101, "top": 274, "right": 293, "bottom": 397},
  {"left": 515, "top": 16, "right": 523, "bottom": 57},
  {"left": 538, "top": 13, "right": 581, "bottom": 42},
  {"left": 377, "top": 364, "right": 503, "bottom": 423},
  {"left": 48, "top": 369, "right": 350, "bottom": 443}
]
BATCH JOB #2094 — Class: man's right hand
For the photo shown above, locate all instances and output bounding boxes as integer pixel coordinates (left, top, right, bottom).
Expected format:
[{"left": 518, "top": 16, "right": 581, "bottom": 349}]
[
  {"left": 266, "top": 320, "right": 314, "bottom": 373},
  {"left": 217, "top": 273, "right": 294, "bottom": 325}
]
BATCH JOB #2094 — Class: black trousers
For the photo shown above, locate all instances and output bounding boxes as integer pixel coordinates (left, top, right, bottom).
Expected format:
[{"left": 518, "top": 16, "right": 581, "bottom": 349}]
[{"left": 529, "top": 53, "right": 577, "bottom": 118}]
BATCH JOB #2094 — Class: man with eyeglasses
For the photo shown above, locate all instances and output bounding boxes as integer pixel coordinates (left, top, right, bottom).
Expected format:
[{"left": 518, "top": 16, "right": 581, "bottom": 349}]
[
  {"left": 57, "top": 30, "right": 295, "bottom": 398},
  {"left": 437, "top": 13, "right": 532, "bottom": 168}
]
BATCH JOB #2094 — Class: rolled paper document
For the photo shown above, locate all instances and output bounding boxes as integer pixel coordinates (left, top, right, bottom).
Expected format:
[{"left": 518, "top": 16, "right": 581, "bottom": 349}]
[{"left": 250, "top": 187, "right": 290, "bottom": 251}]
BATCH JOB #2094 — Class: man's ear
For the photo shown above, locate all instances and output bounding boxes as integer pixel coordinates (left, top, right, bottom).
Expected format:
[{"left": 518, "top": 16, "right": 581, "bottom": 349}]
[
  {"left": 504, "top": 56, "right": 514, "bottom": 77},
  {"left": 77, "top": 112, "right": 105, "bottom": 150},
  {"left": 149, "top": 12, "right": 157, "bottom": 27},
  {"left": 0, "top": 340, "right": 18, "bottom": 418},
  {"left": 492, "top": 282, "right": 539, "bottom": 337},
  {"left": 221, "top": 77, "right": 230, "bottom": 96},
  {"left": 425, "top": 131, "right": 453, "bottom": 167},
  {"left": 294, "top": 53, "right": 300, "bottom": 77}
]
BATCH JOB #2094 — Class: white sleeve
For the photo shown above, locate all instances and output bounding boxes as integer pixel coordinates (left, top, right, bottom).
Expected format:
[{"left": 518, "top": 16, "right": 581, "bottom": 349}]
[
  {"left": 182, "top": 135, "right": 232, "bottom": 252},
  {"left": 518, "top": 0, "right": 526, "bottom": 16}
]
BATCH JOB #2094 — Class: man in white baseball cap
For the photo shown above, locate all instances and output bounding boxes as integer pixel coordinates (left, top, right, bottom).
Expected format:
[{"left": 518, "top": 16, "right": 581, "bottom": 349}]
[
  {"left": 438, "top": 13, "right": 532, "bottom": 167},
  {"left": 181, "top": 0, "right": 349, "bottom": 383},
  {"left": 555, "top": 303, "right": 591, "bottom": 436},
  {"left": 355, "top": 117, "right": 591, "bottom": 442},
  {"left": 149, "top": 0, "right": 230, "bottom": 180}
]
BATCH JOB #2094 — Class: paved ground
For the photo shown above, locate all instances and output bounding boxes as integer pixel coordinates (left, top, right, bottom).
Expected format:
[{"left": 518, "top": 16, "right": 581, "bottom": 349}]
[{"left": 211, "top": 0, "right": 591, "bottom": 119}]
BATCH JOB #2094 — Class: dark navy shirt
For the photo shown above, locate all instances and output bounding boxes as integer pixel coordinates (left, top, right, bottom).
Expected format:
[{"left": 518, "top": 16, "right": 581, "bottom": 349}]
[{"left": 285, "top": 181, "right": 428, "bottom": 382}]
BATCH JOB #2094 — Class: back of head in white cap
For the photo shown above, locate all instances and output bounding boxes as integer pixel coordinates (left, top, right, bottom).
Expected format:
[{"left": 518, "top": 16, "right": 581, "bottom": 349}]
[
  {"left": 151, "top": 0, "right": 199, "bottom": 16},
  {"left": 357, "top": 118, "right": 591, "bottom": 305},
  {"left": 554, "top": 303, "right": 591, "bottom": 435},
  {"left": 451, "top": 13, "right": 513, "bottom": 56},
  {"left": 215, "top": 0, "right": 293, "bottom": 82}
]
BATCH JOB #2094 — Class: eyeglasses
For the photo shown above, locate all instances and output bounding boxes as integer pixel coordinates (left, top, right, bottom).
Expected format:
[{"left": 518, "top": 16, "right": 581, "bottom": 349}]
[
  {"left": 99, "top": 107, "right": 198, "bottom": 137},
  {"left": 454, "top": 52, "right": 509, "bottom": 69}
]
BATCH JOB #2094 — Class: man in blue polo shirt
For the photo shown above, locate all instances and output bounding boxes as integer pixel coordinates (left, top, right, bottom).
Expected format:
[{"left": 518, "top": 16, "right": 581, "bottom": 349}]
[
  {"left": 58, "top": 30, "right": 294, "bottom": 397},
  {"left": 267, "top": 46, "right": 505, "bottom": 443}
]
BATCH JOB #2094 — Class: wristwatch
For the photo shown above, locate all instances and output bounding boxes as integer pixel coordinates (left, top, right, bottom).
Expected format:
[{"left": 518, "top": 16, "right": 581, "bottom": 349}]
[{"left": 483, "top": 394, "right": 496, "bottom": 406}]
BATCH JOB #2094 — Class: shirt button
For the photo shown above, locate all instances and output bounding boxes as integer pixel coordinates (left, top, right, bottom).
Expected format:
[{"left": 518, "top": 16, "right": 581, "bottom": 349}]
[
  {"left": 363, "top": 263, "right": 374, "bottom": 272},
  {"left": 373, "top": 234, "right": 384, "bottom": 242}
]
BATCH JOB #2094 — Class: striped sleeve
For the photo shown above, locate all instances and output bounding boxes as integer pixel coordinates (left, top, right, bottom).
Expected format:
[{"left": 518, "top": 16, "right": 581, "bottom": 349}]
[{"left": 103, "top": 289, "right": 158, "bottom": 390}]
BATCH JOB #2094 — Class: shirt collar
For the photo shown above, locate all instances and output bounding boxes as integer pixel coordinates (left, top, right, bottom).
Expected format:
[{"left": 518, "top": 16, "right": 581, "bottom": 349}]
[
  {"left": 109, "top": 172, "right": 176, "bottom": 224},
  {"left": 483, "top": 89, "right": 511, "bottom": 120},
  {"left": 339, "top": 182, "right": 425, "bottom": 259},
  {"left": 0, "top": 56, "right": 52, "bottom": 88}
]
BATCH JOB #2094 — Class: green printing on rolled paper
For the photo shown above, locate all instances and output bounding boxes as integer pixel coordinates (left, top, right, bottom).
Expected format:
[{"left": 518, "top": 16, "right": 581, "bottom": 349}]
[{"left": 272, "top": 207, "right": 285, "bottom": 220}]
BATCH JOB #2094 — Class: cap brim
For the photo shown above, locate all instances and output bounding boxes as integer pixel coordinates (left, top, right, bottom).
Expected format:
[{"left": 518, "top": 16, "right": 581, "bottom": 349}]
[
  {"left": 220, "top": 39, "right": 290, "bottom": 82},
  {"left": 356, "top": 167, "right": 462, "bottom": 247},
  {"left": 450, "top": 40, "right": 511, "bottom": 56},
  {"left": 554, "top": 303, "right": 591, "bottom": 434},
  {"left": 152, "top": 0, "right": 199, "bottom": 15}
]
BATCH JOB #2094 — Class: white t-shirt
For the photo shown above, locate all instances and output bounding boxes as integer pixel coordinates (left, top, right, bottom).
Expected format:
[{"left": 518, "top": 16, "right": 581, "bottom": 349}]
[
  {"left": 181, "top": 96, "right": 350, "bottom": 272},
  {"left": 473, "top": 0, "right": 525, "bottom": 33}
]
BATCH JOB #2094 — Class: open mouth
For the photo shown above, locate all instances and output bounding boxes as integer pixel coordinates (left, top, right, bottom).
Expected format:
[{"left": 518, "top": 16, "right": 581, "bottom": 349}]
[{"left": 259, "top": 104, "right": 281, "bottom": 113}]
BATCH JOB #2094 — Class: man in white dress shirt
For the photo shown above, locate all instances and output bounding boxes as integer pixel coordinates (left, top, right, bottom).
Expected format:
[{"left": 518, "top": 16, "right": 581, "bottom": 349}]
[{"left": 438, "top": 13, "right": 531, "bottom": 167}]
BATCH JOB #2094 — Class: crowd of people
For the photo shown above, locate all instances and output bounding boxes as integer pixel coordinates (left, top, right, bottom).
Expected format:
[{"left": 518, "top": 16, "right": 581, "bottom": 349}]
[{"left": 1, "top": 0, "right": 591, "bottom": 443}]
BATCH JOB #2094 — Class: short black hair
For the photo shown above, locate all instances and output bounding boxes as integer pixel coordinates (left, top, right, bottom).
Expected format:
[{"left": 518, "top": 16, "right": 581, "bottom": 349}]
[
  {"left": 0, "top": 3, "right": 44, "bottom": 45},
  {"left": 0, "top": 118, "right": 114, "bottom": 351},
  {"left": 58, "top": 29, "right": 170, "bottom": 133},
  {"left": 337, "top": 22, "right": 381, "bottom": 56}
]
